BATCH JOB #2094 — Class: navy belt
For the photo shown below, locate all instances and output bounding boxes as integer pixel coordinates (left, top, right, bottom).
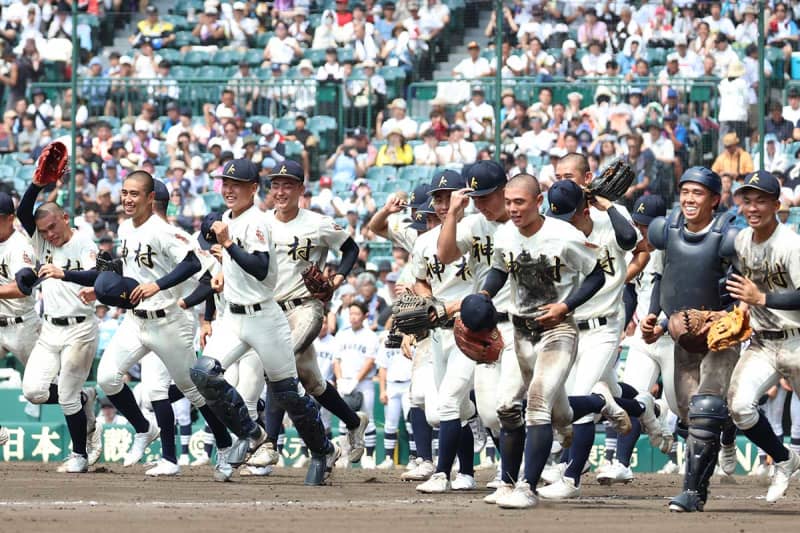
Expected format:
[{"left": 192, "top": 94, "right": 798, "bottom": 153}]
[
  {"left": 230, "top": 303, "right": 262, "bottom": 315},
  {"left": 512, "top": 314, "right": 545, "bottom": 334},
  {"left": 46, "top": 315, "right": 87, "bottom": 326},
  {"left": 133, "top": 309, "right": 167, "bottom": 319},
  {"left": 496, "top": 312, "right": 509, "bottom": 323},
  {"left": 0, "top": 316, "right": 23, "bottom": 327},
  {"left": 577, "top": 317, "right": 608, "bottom": 331},
  {"left": 759, "top": 328, "right": 800, "bottom": 341},
  {"left": 278, "top": 298, "right": 310, "bottom": 312}
]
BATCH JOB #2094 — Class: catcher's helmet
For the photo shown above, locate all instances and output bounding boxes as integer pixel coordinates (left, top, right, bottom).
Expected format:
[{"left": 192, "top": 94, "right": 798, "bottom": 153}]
[{"left": 678, "top": 166, "right": 721, "bottom": 195}]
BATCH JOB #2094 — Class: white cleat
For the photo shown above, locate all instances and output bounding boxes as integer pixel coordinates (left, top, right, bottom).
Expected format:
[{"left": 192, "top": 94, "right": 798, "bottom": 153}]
[
  {"left": 191, "top": 452, "right": 210, "bottom": 466},
  {"left": 594, "top": 459, "right": 612, "bottom": 476},
  {"left": 749, "top": 461, "right": 769, "bottom": 477},
  {"left": 214, "top": 446, "right": 234, "bottom": 482},
  {"left": 243, "top": 426, "right": 269, "bottom": 466},
  {"left": 401, "top": 459, "right": 435, "bottom": 481},
  {"left": 360, "top": 454, "right": 376, "bottom": 469},
  {"left": 82, "top": 388, "right": 100, "bottom": 465},
  {"left": 86, "top": 426, "right": 103, "bottom": 466},
  {"left": 0, "top": 426, "right": 8, "bottom": 445},
  {"left": 657, "top": 460, "right": 680, "bottom": 474},
  {"left": 592, "top": 382, "right": 632, "bottom": 436},
  {"left": 348, "top": 412, "right": 369, "bottom": 463},
  {"left": 719, "top": 443, "right": 737, "bottom": 476},
  {"left": 540, "top": 462, "right": 566, "bottom": 485},
  {"left": 405, "top": 456, "right": 419, "bottom": 470},
  {"left": 239, "top": 465, "right": 273, "bottom": 476},
  {"left": 484, "top": 482, "right": 514, "bottom": 504},
  {"left": 145, "top": 459, "right": 180, "bottom": 477},
  {"left": 486, "top": 462, "right": 503, "bottom": 488},
  {"left": 596, "top": 461, "right": 633, "bottom": 485},
  {"left": 416, "top": 471, "right": 450, "bottom": 493},
  {"left": 767, "top": 451, "right": 800, "bottom": 503},
  {"left": 123, "top": 417, "right": 160, "bottom": 467},
  {"left": 496, "top": 480, "right": 538, "bottom": 509},
  {"left": 57, "top": 453, "right": 88, "bottom": 473},
  {"left": 178, "top": 454, "right": 191, "bottom": 467},
  {"left": 248, "top": 439, "right": 280, "bottom": 467},
  {"left": 451, "top": 473, "right": 477, "bottom": 490},
  {"left": 376, "top": 457, "right": 395, "bottom": 470},
  {"left": 635, "top": 393, "right": 664, "bottom": 451},
  {"left": 537, "top": 475, "right": 581, "bottom": 500}
]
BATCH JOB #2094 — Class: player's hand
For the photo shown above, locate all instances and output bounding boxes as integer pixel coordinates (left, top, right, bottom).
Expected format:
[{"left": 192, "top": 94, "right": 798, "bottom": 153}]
[
  {"left": 210, "top": 244, "right": 223, "bottom": 263},
  {"left": 211, "top": 272, "right": 224, "bottom": 292},
  {"left": 589, "top": 194, "right": 612, "bottom": 211},
  {"left": 726, "top": 274, "right": 766, "bottom": 306},
  {"left": 640, "top": 313, "right": 658, "bottom": 335},
  {"left": 642, "top": 324, "right": 665, "bottom": 344},
  {"left": 535, "top": 302, "right": 569, "bottom": 328},
  {"left": 178, "top": 299, "right": 187, "bottom": 309},
  {"left": 380, "top": 391, "right": 388, "bottom": 405},
  {"left": 130, "top": 282, "right": 160, "bottom": 304},
  {"left": 383, "top": 195, "right": 406, "bottom": 214},
  {"left": 78, "top": 287, "right": 96, "bottom": 305},
  {"left": 200, "top": 320, "right": 212, "bottom": 349},
  {"left": 211, "top": 221, "right": 232, "bottom": 248},
  {"left": 331, "top": 273, "right": 345, "bottom": 290},
  {"left": 448, "top": 187, "right": 472, "bottom": 217},
  {"left": 401, "top": 333, "right": 417, "bottom": 359},
  {"left": 38, "top": 264, "right": 65, "bottom": 280}
]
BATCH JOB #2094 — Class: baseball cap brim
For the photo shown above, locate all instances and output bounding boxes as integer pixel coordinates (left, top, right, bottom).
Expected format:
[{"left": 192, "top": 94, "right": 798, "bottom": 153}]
[
  {"left": 267, "top": 172, "right": 303, "bottom": 182},
  {"left": 218, "top": 172, "right": 255, "bottom": 182},
  {"left": 466, "top": 185, "right": 499, "bottom": 197},
  {"left": 631, "top": 212, "right": 655, "bottom": 225},
  {"left": 546, "top": 207, "right": 576, "bottom": 221},
  {"left": 409, "top": 219, "right": 427, "bottom": 231},
  {"left": 734, "top": 183, "right": 780, "bottom": 199}
]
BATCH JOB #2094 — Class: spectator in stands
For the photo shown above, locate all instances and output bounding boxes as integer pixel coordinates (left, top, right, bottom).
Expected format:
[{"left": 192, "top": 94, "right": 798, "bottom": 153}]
[
  {"left": 436, "top": 124, "right": 476, "bottom": 165},
  {"left": 312, "top": 175, "right": 345, "bottom": 217},
  {"left": 263, "top": 21, "right": 302, "bottom": 73},
  {"left": 96, "top": 185, "right": 118, "bottom": 232},
  {"left": 418, "top": 0, "right": 449, "bottom": 42},
  {"left": 413, "top": 129, "right": 439, "bottom": 166},
  {"left": 79, "top": 57, "right": 109, "bottom": 117},
  {"left": 581, "top": 40, "right": 611, "bottom": 77},
  {"left": 711, "top": 34, "right": 738, "bottom": 78},
  {"left": 285, "top": 115, "right": 316, "bottom": 177},
  {"left": 148, "top": 60, "right": 179, "bottom": 115},
  {"left": 327, "top": 133, "right": 363, "bottom": 182},
  {"left": 352, "top": 21, "right": 380, "bottom": 64},
  {"left": 508, "top": 152, "right": 533, "bottom": 178},
  {"left": 703, "top": 1, "right": 735, "bottom": 40},
  {"left": 214, "top": 89, "right": 240, "bottom": 122},
  {"left": 127, "top": 119, "right": 160, "bottom": 163},
  {"left": 335, "top": 0, "right": 354, "bottom": 27},
  {"left": 672, "top": 4, "right": 696, "bottom": 38},
  {"left": 712, "top": 132, "right": 754, "bottom": 181},
  {"left": 0, "top": 110, "right": 16, "bottom": 153},
  {"left": 27, "top": 88, "right": 51, "bottom": 130},
  {"left": 578, "top": 8, "right": 608, "bottom": 47},
  {"left": 517, "top": 5, "right": 553, "bottom": 47},
  {"left": 452, "top": 41, "right": 491, "bottom": 78},
  {"left": 97, "top": 160, "right": 123, "bottom": 204},
  {"left": 131, "top": 5, "right": 175, "bottom": 49},
  {"left": 690, "top": 21, "right": 714, "bottom": 57},
  {"left": 717, "top": 60, "right": 749, "bottom": 152},
  {"left": 484, "top": 3, "right": 518, "bottom": 45},
  {"left": 556, "top": 40, "right": 582, "bottom": 81},
  {"left": 374, "top": 2, "right": 397, "bottom": 42},
  {"left": 663, "top": 112, "right": 687, "bottom": 178},
  {"left": 313, "top": 10, "right": 338, "bottom": 50},
  {"left": 644, "top": 120, "right": 675, "bottom": 167},
  {"left": 769, "top": 2, "right": 799, "bottom": 49},
  {"left": 354, "top": 271, "right": 389, "bottom": 330},
  {"left": 316, "top": 47, "right": 343, "bottom": 81},
  {"left": 259, "top": 123, "right": 286, "bottom": 170},
  {"left": 787, "top": 88, "right": 800, "bottom": 125},
  {"left": 376, "top": 129, "right": 412, "bottom": 167},
  {"left": 16, "top": 113, "right": 37, "bottom": 152},
  {"left": 767, "top": 99, "right": 795, "bottom": 142},
  {"left": 380, "top": 24, "right": 416, "bottom": 76},
  {"left": 623, "top": 132, "right": 654, "bottom": 203},
  {"left": 672, "top": 35, "right": 700, "bottom": 78},
  {"left": 133, "top": 38, "right": 159, "bottom": 78},
  {"left": 617, "top": 36, "right": 643, "bottom": 76},
  {"left": 192, "top": 6, "right": 226, "bottom": 47},
  {"left": 464, "top": 87, "right": 493, "bottom": 140},
  {"left": 736, "top": 5, "right": 759, "bottom": 45},
  {"left": 755, "top": 134, "right": 790, "bottom": 174},
  {"left": 226, "top": 2, "right": 258, "bottom": 49},
  {"left": 377, "top": 98, "right": 417, "bottom": 140},
  {"left": 348, "top": 178, "right": 377, "bottom": 218},
  {"left": 517, "top": 113, "right": 555, "bottom": 156}
]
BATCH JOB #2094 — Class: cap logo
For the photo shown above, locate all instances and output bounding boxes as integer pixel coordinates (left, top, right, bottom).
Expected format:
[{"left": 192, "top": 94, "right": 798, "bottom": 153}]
[
  {"left": 438, "top": 176, "right": 447, "bottom": 187},
  {"left": 749, "top": 175, "right": 759, "bottom": 184},
  {"left": 227, "top": 163, "right": 236, "bottom": 175},
  {"left": 470, "top": 177, "right": 479, "bottom": 189},
  {"left": 637, "top": 203, "right": 645, "bottom": 213},
  {"left": 551, "top": 203, "right": 558, "bottom": 213},
  {"left": 279, "top": 165, "right": 287, "bottom": 175},
  {"left": 120, "top": 291, "right": 127, "bottom": 299},
  {"left": 410, "top": 193, "right": 415, "bottom": 203},
  {"left": 415, "top": 212, "right": 422, "bottom": 221}
]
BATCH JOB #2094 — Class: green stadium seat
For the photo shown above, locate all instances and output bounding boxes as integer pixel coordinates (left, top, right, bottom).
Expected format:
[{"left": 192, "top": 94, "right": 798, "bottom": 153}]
[
  {"left": 173, "top": 31, "right": 199, "bottom": 48},
  {"left": 371, "top": 191, "right": 390, "bottom": 205},
  {"left": 382, "top": 178, "right": 411, "bottom": 192},
  {"left": 244, "top": 48, "right": 264, "bottom": 66},
  {"left": 304, "top": 48, "right": 328, "bottom": 66},
  {"left": 95, "top": 115, "right": 121, "bottom": 130},
  {"left": 170, "top": 65, "right": 194, "bottom": 79},
  {"left": 182, "top": 50, "right": 206, "bottom": 67},
  {"left": 0, "top": 165, "right": 14, "bottom": 179},
  {"left": 366, "top": 166, "right": 397, "bottom": 182},
  {"left": 15, "top": 167, "right": 34, "bottom": 181},
  {"left": 398, "top": 165, "right": 432, "bottom": 183},
  {"left": 161, "top": 14, "right": 190, "bottom": 32},
  {"left": 367, "top": 241, "right": 392, "bottom": 256},
  {"left": 158, "top": 48, "right": 182, "bottom": 65},
  {"left": 197, "top": 65, "right": 225, "bottom": 79},
  {"left": 255, "top": 32, "right": 274, "bottom": 48},
  {"left": 212, "top": 49, "right": 244, "bottom": 66},
  {"left": 203, "top": 192, "right": 225, "bottom": 211},
  {"left": 284, "top": 140, "right": 305, "bottom": 161}
]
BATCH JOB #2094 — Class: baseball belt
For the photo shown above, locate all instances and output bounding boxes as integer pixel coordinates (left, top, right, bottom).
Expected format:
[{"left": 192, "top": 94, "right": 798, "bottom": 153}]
[
  {"left": 0, "top": 316, "right": 24, "bottom": 327},
  {"left": 758, "top": 328, "right": 800, "bottom": 341},
  {"left": 278, "top": 298, "right": 311, "bottom": 312},
  {"left": 576, "top": 316, "right": 608, "bottom": 331},
  {"left": 496, "top": 312, "right": 509, "bottom": 323},
  {"left": 512, "top": 314, "right": 546, "bottom": 335},
  {"left": 133, "top": 309, "right": 167, "bottom": 319},
  {"left": 45, "top": 315, "right": 87, "bottom": 326},
  {"left": 229, "top": 302, "right": 263, "bottom": 315}
]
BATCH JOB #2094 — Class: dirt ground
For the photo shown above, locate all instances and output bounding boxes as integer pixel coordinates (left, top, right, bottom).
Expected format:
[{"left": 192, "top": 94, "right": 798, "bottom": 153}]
[{"left": 0, "top": 463, "right": 798, "bottom": 533}]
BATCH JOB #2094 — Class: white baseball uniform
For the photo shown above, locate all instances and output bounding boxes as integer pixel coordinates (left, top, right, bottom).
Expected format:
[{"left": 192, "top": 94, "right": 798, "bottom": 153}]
[
  {"left": 334, "top": 324, "right": 379, "bottom": 430},
  {"left": 377, "top": 340, "right": 413, "bottom": 438},
  {"left": 0, "top": 230, "right": 40, "bottom": 365},
  {"left": 314, "top": 332, "right": 337, "bottom": 429}
]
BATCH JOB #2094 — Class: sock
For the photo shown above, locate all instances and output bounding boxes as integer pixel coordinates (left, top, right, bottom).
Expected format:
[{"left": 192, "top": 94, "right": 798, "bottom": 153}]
[
  {"left": 64, "top": 409, "right": 87, "bottom": 457},
  {"left": 180, "top": 424, "right": 192, "bottom": 455},
  {"left": 265, "top": 407, "right": 284, "bottom": 445},
  {"left": 406, "top": 419, "right": 417, "bottom": 455},
  {"left": 457, "top": 423, "right": 474, "bottom": 476},
  {"left": 668, "top": 436, "right": 678, "bottom": 463},
  {"left": 410, "top": 407, "right": 432, "bottom": 461},
  {"left": 365, "top": 424, "right": 376, "bottom": 457},
  {"left": 564, "top": 422, "right": 595, "bottom": 485},
  {"left": 435, "top": 419, "right": 462, "bottom": 475},
  {"left": 167, "top": 384, "right": 184, "bottom": 402},
  {"left": 277, "top": 430, "right": 286, "bottom": 453},
  {"left": 315, "top": 383, "right": 360, "bottom": 429},
  {"left": 569, "top": 393, "right": 605, "bottom": 420},
  {"left": 559, "top": 447, "right": 571, "bottom": 465},
  {"left": 791, "top": 437, "right": 800, "bottom": 455},
  {"left": 619, "top": 382, "right": 638, "bottom": 399},
  {"left": 721, "top": 418, "right": 737, "bottom": 446},
  {"left": 616, "top": 418, "right": 641, "bottom": 467},
  {"left": 46, "top": 383, "right": 59, "bottom": 404},
  {"left": 384, "top": 431, "right": 398, "bottom": 457},
  {"left": 202, "top": 424, "right": 214, "bottom": 457},
  {"left": 615, "top": 397, "right": 645, "bottom": 417},
  {"left": 108, "top": 385, "right": 150, "bottom": 433},
  {"left": 485, "top": 431, "right": 497, "bottom": 463},
  {"left": 152, "top": 399, "right": 177, "bottom": 464},
  {"left": 198, "top": 405, "right": 232, "bottom": 449},
  {"left": 605, "top": 424, "right": 618, "bottom": 462},
  {"left": 500, "top": 426, "right": 525, "bottom": 484},
  {"left": 743, "top": 414, "right": 789, "bottom": 463},
  {"left": 524, "top": 424, "right": 553, "bottom": 487},
  {"left": 758, "top": 452, "right": 767, "bottom": 464},
  {"left": 432, "top": 428, "right": 439, "bottom": 456}
]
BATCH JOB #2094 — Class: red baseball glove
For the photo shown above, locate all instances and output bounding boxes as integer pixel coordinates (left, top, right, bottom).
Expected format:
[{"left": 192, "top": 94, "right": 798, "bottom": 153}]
[
  {"left": 454, "top": 317, "right": 503, "bottom": 364},
  {"left": 302, "top": 264, "right": 334, "bottom": 302},
  {"left": 33, "top": 141, "right": 68, "bottom": 186}
]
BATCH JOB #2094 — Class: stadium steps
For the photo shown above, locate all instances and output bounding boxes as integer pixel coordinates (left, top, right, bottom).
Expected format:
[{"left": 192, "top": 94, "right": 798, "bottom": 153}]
[{"left": 431, "top": 7, "right": 494, "bottom": 79}]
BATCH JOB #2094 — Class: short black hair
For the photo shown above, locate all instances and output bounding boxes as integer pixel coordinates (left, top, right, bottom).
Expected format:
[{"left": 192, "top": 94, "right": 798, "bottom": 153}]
[
  {"left": 349, "top": 301, "right": 368, "bottom": 315},
  {"left": 126, "top": 170, "right": 155, "bottom": 195}
]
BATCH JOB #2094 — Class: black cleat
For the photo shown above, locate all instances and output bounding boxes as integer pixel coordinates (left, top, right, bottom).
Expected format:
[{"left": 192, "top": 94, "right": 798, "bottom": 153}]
[{"left": 304, "top": 442, "right": 341, "bottom": 486}]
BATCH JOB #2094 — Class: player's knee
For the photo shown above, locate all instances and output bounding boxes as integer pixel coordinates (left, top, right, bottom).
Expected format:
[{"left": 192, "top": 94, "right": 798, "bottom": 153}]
[
  {"left": 297, "top": 369, "right": 326, "bottom": 397},
  {"left": 728, "top": 391, "right": 758, "bottom": 430},
  {"left": 497, "top": 404, "right": 523, "bottom": 430},
  {"left": 59, "top": 394, "right": 82, "bottom": 416},
  {"left": 97, "top": 360, "right": 125, "bottom": 395},
  {"left": 688, "top": 394, "right": 729, "bottom": 434},
  {"left": 190, "top": 356, "right": 225, "bottom": 400},
  {"left": 22, "top": 381, "right": 49, "bottom": 405}
]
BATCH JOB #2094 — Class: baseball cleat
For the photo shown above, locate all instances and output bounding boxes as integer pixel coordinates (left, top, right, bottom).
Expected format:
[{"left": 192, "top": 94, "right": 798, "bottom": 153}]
[
  {"left": 401, "top": 459, "right": 435, "bottom": 481},
  {"left": 178, "top": 454, "right": 191, "bottom": 467},
  {"left": 766, "top": 450, "right": 800, "bottom": 503},
  {"left": 540, "top": 462, "right": 566, "bottom": 485},
  {"left": 239, "top": 465, "right": 273, "bottom": 476},
  {"left": 405, "top": 455, "right": 418, "bottom": 470},
  {"left": 496, "top": 480, "right": 538, "bottom": 509},
  {"left": 483, "top": 482, "right": 513, "bottom": 504},
  {"left": 214, "top": 445, "right": 234, "bottom": 482},
  {"left": 668, "top": 490, "right": 704, "bottom": 512},
  {"left": 293, "top": 454, "right": 309, "bottom": 469},
  {"left": 596, "top": 461, "right": 633, "bottom": 485},
  {"left": 146, "top": 459, "right": 181, "bottom": 477},
  {"left": 248, "top": 440, "right": 280, "bottom": 467},
  {"left": 537, "top": 475, "right": 581, "bottom": 500},
  {"left": 243, "top": 426, "right": 269, "bottom": 466},
  {"left": 416, "top": 472, "right": 451, "bottom": 493},
  {"left": 654, "top": 398, "right": 675, "bottom": 453},
  {"left": 305, "top": 442, "right": 341, "bottom": 486},
  {"left": 0, "top": 426, "right": 8, "bottom": 446},
  {"left": 360, "top": 454, "right": 376, "bottom": 469},
  {"left": 750, "top": 461, "right": 769, "bottom": 477},
  {"left": 592, "top": 382, "right": 632, "bottom": 436},
  {"left": 469, "top": 416, "right": 486, "bottom": 453},
  {"left": 123, "top": 417, "right": 160, "bottom": 467},
  {"left": 451, "top": 473, "right": 477, "bottom": 490},
  {"left": 347, "top": 412, "right": 369, "bottom": 463},
  {"left": 87, "top": 425, "right": 103, "bottom": 466},
  {"left": 57, "top": 453, "right": 88, "bottom": 473},
  {"left": 225, "top": 435, "right": 252, "bottom": 468},
  {"left": 594, "top": 459, "right": 612, "bottom": 476},
  {"left": 376, "top": 457, "right": 395, "bottom": 470},
  {"left": 635, "top": 393, "right": 664, "bottom": 450},
  {"left": 719, "top": 443, "right": 737, "bottom": 476},
  {"left": 657, "top": 460, "right": 680, "bottom": 474}
]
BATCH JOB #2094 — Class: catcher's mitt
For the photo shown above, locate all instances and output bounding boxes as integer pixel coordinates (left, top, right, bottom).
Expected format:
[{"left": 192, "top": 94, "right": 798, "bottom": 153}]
[
  {"left": 586, "top": 157, "right": 635, "bottom": 202},
  {"left": 95, "top": 251, "right": 123, "bottom": 276},
  {"left": 302, "top": 264, "right": 334, "bottom": 302},
  {"left": 391, "top": 293, "right": 449, "bottom": 337},
  {"left": 707, "top": 307, "right": 752, "bottom": 351},
  {"left": 454, "top": 317, "right": 503, "bottom": 364},
  {"left": 668, "top": 309, "right": 726, "bottom": 353},
  {"left": 385, "top": 321, "right": 403, "bottom": 349},
  {"left": 33, "top": 141, "right": 68, "bottom": 186}
]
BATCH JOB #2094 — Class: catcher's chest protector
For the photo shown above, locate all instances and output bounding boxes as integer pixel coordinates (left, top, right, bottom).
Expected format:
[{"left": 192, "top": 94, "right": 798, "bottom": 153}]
[{"left": 660, "top": 211, "right": 733, "bottom": 315}]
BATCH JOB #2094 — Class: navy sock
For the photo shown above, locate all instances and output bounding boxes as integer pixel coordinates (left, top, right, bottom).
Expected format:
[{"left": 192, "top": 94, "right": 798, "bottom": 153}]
[
  {"left": 180, "top": 424, "right": 192, "bottom": 455},
  {"left": 457, "top": 423, "right": 474, "bottom": 476},
  {"left": 435, "top": 419, "right": 462, "bottom": 475},
  {"left": 616, "top": 397, "right": 645, "bottom": 417},
  {"left": 569, "top": 394, "right": 605, "bottom": 420},
  {"left": 500, "top": 426, "right": 525, "bottom": 484},
  {"left": 315, "top": 383, "right": 360, "bottom": 429},
  {"left": 65, "top": 409, "right": 87, "bottom": 457},
  {"left": 616, "top": 418, "right": 641, "bottom": 467},
  {"left": 619, "top": 382, "right": 638, "bottom": 399},
  {"left": 198, "top": 405, "right": 232, "bottom": 449},
  {"left": 46, "top": 383, "right": 59, "bottom": 404},
  {"left": 410, "top": 407, "right": 432, "bottom": 461},
  {"left": 167, "top": 384, "right": 184, "bottom": 402},
  {"left": 152, "top": 399, "right": 177, "bottom": 463},
  {"left": 605, "top": 424, "right": 618, "bottom": 461},
  {"left": 721, "top": 417, "right": 737, "bottom": 446},
  {"left": 743, "top": 413, "right": 789, "bottom": 463},
  {"left": 564, "top": 422, "right": 594, "bottom": 485},
  {"left": 108, "top": 385, "right": 150, "bottom": 433},
  {"left": 524, "top": 424, "right": 553, "bottom": 487},
  {"left": 560, "top": 447, "right": 571, "bottom": 464},
  {"left": 265, "top": 406, "right": 284, "bottom": 445}
]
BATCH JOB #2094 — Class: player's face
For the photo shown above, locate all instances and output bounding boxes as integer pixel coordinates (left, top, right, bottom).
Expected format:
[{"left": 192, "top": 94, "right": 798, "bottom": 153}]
[
  {"left": 739, "top": 190, "right": 780, "bottom": 232},
  {"left": 426, "top": 213, "right": 440, "bottom": 230},
  {"left": 121, "top": 179, "right": 154, "bottom": 219},
  {"left": 432, "top": 190, "right": 452, "bottom": 221},
  {"left": 555, "top": 159, "right": 590, "bottom": 186},
  {"left": 35, "top": 211, "right": 70, "bottom": 247},
  {"left": 221, "top": 178, "right": 257, "bottom": 213},
  {"left": 271, "top": 177, "right": 303, "bottom": 211},
  {"left": 679, "top": 183, "right": 717, "bottom": 226},
  {"left": 0, "top": 213, "right": 14, "bottom": 241},
  {"left": 634, "top": 221, "right": 650, "bottom": 245},
  {"left": 504, "top": 186, "right": 542, "bottom": 229},
  {"left": 472, "top": 188, "right": 508, "bottom": 221},
  {"left": 349, "top": 305, "right": 366, "bottom": 329}
]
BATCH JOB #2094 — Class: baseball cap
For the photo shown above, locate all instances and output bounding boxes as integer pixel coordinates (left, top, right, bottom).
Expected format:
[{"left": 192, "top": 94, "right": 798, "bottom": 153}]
[
  {"left": 464, "top": 160, "right": 507, "bottom": 197},
  {"left": 737, "top": 171, "right": 781, "bottom": 199},
  {"left": 145, "top": 5, "right": 157, "bottom": 14},
  {"left": 14, "top": 267, "right": 43, "bottom": 296},
  {"left": 428, "top": 169, "right": 466, "bottom": 195},
  {"left": 268, "top": 160, "right": 304, "bottom": 182},
  {"left": 409, "top": 210, "right": 427, "bottom": 231},
  {"left": 631, "top": 195, "right": 667, "bottom": 226},
  {"left": 198, "top": 211, "right": 223, "bottom": 249},
  {"left": 319, "top": 175, "right": 332, "bottom": 188},
  {"left": 790, "top": 87, "right": 800, "bottom": 98},
  {"left": 153, "top": 180, "right": 169, "bottom": 203},
  {"left": 390, "top": 98, "right": 407, "bottom": 110},
  {"left": 460, "top": 293, "right": 497, "bottom": 332},
  {"left": 94, "top": 271, "right": 141, "bottom": 309},
  {"left": 386, "top": 271, "right": 400, "bottom": 283},
  {"left": 546, "top": 180, "right": 584, "bottom": 221},
  {"left": 666, "top": 88, "right": 678, "bottom": 99},
  {"left": 219, "top": 159, "right": 259, "bottom": 182},
  {"left": 89, "top": 57, "right": 103, "bottom": 68},
  {"left": 418, "top": 196, "right": 436, "bottom": 215},
  {"left": 409, "top": 183, "right": 432, "bottom": 209},
  {"left": 0, "top": 191, "right": 15, "bottom": 214}
]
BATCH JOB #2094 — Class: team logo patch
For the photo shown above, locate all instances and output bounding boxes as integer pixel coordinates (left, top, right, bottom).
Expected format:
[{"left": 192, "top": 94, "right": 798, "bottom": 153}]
[
  {"left": 255, "top": 229, "right": 266, "bottom": 243},
  {"left": 636, "top": 203, "right": 645, "bottom": 213},
  {"left": 470, "top": 177, "right": 479, "bottom": 189},
  {"left": 22, "top": 252, "right": 33, "bottom": 265},
  {"left": 174, "top": 233, "right": 189, "bottom": 244},
  {"left": 438, "top": 176, "right": 447, "bottom": 187}
]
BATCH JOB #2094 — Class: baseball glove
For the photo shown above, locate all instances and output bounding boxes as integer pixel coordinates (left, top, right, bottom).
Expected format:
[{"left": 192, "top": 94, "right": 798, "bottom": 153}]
[
  {"left": 586, "top": 157, "right": 635, "bottom": 202},
  {"left": 301, "top": 264, "right": 334, "bottom": 302},
  {"left": 391, "top": 293, "right": 449, "bottom": 337},
  {"left": 33, "top": 141, "right": 68, "bottom": 186},
  {"left": 668, "top": 309, "right": 726, "bottom": 353},
  {"left": 706, "top": 307, "right": 752, "bottom": 351},
  {"left": 95, "top": 250, "right": 123, "bottom": 276},
  {"left": 385, "top": 321, "right": 403, "bottom": 349},
  {"left": 454, "top": 317, "right": 503, "bottom": 364}
]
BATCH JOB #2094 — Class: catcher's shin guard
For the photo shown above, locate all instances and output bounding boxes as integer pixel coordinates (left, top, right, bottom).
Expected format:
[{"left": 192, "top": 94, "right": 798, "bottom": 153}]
[
  {"left": 269, "top": 377, "right": 330, "bottom": 455},
  {"left": 190, "top": 357, "right": 259, "bottom": 442}
]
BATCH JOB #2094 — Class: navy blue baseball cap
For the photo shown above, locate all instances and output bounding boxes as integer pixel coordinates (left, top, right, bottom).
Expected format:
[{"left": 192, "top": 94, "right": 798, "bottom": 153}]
[
  {"left": 428, "top": 169, "right": 465, "bottom": 195},
  {"left": 463, "top": 160, "right": 507, "bottom": 197},
  {"left": 460, "top": 293, "right": 497, "bottom": 332},
  {"left": 409, "top": 210, "right": 427, "bottom": 231},
  {"left": 418, "top": 196, "right": 436, "bottom": 215},
  {"left": 198, "top": 211, "right": 223, "bottom": 249},
  {"left": 153, "top": 179, "right": 169, "bottom": 203},
  {"left": 736, "top": 170, "right": 781, "bottom": 199},
  {"left": 632, "top": 195, "right": 667, "bottom": 225},
  {"left": 94, "top": 271, "right": 141, "bottom": 309},
  {"left": 0, "top": 192, "right": 14, "bottom": 214},
  {"left": 219, "top": 158, "right": 260, "bottom": 182},
  {"left": 14, "top": 267, "right": 42, "bottom": 296},
  {"left": 267, "top": 160, "right": 304, "bottom": 182},
  {"left": 546, "top": 179, "right": 584, "bottom": 221},
  {"left": 409, "top": 183, "right": 432, "bottom": 209}
]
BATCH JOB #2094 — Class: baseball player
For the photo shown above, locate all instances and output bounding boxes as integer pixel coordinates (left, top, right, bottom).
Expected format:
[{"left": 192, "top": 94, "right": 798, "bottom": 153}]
[
  {"left": 376, "top": 323, "right": 413, "bottom": 468},
  {"left": 641, "top": 167, "right": 740, "bottom": 512},
  {"left": 477, "top": 174, "right": 605, "bottom": 509},
  {"left": 263, "top": 161, "right": 368, "bottom": 467},
  {"left": 15, "top": 179, "right": 100, "bottom": 473},
  {"left": 190, "top": 159, "right": 339, "bottom": 485},
  {"left": 725, "top": 171, "right": 800, "bottom": 502}
]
